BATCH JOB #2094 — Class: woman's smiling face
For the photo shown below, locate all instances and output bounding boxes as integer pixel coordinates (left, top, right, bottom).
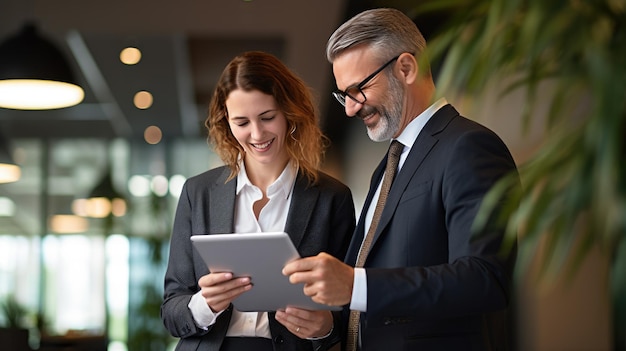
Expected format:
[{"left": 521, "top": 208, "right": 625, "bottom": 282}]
[{"left": 226, "top": 88, "right": 289, "bottom": 172}]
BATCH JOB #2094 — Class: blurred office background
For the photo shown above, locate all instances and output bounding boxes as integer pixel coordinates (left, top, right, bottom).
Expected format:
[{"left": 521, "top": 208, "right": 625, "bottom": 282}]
[{"left": 0, "top": 0, "right": 613, "bottom": 350}]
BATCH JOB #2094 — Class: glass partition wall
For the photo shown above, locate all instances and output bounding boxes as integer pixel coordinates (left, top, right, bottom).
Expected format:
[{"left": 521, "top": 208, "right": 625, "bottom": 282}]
[{"left": 0, "top": 137, "right": 220, "bottom": 351}]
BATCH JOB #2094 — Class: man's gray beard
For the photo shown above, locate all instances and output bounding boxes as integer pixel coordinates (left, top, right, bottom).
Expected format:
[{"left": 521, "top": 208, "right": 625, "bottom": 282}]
[
  {"left": 367, "top": 116, "right": 391, "bottom": 142},
  {"left": 366, "top": 77, "right": 404, "bottom": 142}
]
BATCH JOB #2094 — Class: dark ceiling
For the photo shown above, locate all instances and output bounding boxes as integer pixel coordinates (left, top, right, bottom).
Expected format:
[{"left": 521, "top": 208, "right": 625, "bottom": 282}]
[{"left": 0, "top": 0, "right": 349, "bottom": 140}]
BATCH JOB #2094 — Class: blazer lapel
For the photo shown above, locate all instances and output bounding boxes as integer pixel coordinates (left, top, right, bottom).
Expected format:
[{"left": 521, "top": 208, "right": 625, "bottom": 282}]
[
  {"left": 364, "top": 104, "right": 459, "bottom": 258},
  {"left": 347, "top": 158, "right": 386, "bottom": 265},
  {"left": 285, "top": 173, "right": 318, "bottom": 247},
  {"left": 209, "top": 167, "right": 236, "bottom": 234}
]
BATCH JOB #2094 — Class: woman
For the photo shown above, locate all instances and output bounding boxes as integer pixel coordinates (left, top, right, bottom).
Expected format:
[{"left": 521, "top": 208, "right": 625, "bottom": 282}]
[{"left": 161, "top": 51, "right": 355, "bottom": 351}]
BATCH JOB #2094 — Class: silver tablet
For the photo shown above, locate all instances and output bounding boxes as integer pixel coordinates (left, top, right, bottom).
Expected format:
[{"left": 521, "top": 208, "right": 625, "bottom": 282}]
[{"left": 190, "top": 232, "right": 341, "bottom": 312}]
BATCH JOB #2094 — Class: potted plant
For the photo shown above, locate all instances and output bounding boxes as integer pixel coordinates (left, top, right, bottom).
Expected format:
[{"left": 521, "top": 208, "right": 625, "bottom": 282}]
[
  {"left": 410, "top": 0, "right": 625, "bottom": 348},
  {"left": 0, "top": 295, "right": 33, "bottom": 351}
]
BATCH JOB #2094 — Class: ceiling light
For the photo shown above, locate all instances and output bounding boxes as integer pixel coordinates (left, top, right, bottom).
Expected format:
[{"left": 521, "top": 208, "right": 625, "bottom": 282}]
[
  {"left": 74, "top": 173, "right": 127, "bottom": 218},
  {"left": 0, "top": 163, "right": 20, "bottom": 184},
  {"left": 51, "top": 197, "right": 91, "bottom": 233},
  {"left": 0, "top": 197, "right": 16, "bottom": 216},
  {"left": 128, "top": 175, "right": 151, "bottom": 197},
  {"left": 49, "top": 214, "right": 89, "bottom": 234},
  {"left": 133, "top": 90, "right": 153, "bottom": 109},
  {"left": 144, "top": 126, "right": 162, "bottom": 145},
  {"left": 0, "top": 23, "right": 84, "bottom": 110},
  {"left": 0, "top": 135, "right": 21, "bottom": 183},
  {"left": 120, "top": 47, "right": 141, "bottom": 65},
  {"left": 150, "top": 175, "right": 169, "bottom": 197}
]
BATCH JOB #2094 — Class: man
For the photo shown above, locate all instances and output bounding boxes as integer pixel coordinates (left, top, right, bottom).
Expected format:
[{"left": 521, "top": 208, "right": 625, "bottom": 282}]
[{"left": 282, "top": 7, "right": 519, "bottom": 351}]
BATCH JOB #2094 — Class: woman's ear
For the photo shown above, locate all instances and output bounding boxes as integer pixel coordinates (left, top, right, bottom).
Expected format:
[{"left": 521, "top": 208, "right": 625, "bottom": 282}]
[{"left": 397, "top": 53, "right": 418, "bottom": 84}]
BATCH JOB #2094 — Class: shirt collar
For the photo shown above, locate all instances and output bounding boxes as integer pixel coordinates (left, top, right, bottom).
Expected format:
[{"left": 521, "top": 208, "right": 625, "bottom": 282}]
[
  {"left": 395, "top": 97, "right": 448, "bottom": 148},
  {"left": 236, "top": 160, "right": 297, "bottom": 200}
]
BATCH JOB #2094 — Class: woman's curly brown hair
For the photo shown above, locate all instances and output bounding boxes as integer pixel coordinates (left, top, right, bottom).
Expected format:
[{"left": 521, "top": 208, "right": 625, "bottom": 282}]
[{"left": 206, "top": 51, "right": 328, "bottom": 184}]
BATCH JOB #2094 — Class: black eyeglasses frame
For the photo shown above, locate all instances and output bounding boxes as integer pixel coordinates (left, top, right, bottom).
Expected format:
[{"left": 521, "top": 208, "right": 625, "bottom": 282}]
[{"left": 331, "top": 54, "right": 401, "bottom": 107}]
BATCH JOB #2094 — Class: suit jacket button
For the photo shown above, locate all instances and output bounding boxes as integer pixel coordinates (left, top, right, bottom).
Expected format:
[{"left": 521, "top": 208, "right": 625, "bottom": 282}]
[{"left": 273, "top": 335, "right": 284, "bottom": 344}]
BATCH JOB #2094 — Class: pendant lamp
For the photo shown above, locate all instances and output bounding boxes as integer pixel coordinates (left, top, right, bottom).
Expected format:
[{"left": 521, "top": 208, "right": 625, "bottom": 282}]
[
  {"left": 0, "top": 134, "right": 20, "bottom": 183},
  {"left": 73, "top": 173, "right": 127, "bottom": 218},
  {"left": 0, "top": 23, "right": 84, "bottom": 110}
]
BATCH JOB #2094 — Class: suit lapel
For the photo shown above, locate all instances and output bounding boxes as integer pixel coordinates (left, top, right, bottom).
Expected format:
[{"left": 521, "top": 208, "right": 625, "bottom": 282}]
[
  {"left": 360, "top": 104, "right": 459, "bottom": 260},
  {"left": 209, "top": 167, "right": 236, "bottom": 234},
  {"left": 347, "top": 158, "right": 385, "bottom": 265},
  {"left": 285, "top": 173, "right": 318, "bottom": 247}
]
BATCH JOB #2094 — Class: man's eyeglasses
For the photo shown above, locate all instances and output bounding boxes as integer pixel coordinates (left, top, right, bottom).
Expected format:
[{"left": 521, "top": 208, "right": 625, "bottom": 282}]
[{"left": 332, "top": 55, "right": 400, "bottom": 107}]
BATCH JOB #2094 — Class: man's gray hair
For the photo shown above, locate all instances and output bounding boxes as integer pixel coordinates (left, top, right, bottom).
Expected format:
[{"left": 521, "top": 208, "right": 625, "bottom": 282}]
[{"left": 326, "top": 7, "right": 428, "bottom": 68}]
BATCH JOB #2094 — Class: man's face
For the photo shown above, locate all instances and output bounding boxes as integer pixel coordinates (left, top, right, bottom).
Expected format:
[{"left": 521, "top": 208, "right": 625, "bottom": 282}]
[{"left": 332, "top": 49, "right": 405, "bottom": 142}]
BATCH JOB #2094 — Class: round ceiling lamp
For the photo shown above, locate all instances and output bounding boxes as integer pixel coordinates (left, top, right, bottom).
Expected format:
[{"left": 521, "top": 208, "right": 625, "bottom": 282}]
[
  {"left": 0, "top": 23, "right": 84, "bottom": 110},
  {"left": 0, "top": 135, "right": 20, "bottom": 184}
]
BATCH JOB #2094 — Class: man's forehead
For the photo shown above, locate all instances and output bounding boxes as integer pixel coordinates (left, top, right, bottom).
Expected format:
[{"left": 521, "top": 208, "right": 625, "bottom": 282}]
[{"left": 332, "top": 49, "right": 379, "bottom": 89}]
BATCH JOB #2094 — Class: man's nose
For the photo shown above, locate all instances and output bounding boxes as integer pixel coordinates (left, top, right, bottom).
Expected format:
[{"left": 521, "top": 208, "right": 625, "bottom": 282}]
[{"left": 344, "top": 98, "right": 362, "bottom": 118}]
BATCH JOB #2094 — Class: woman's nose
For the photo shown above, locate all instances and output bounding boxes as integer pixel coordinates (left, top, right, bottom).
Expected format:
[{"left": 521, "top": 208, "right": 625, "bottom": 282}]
[{"left": 250, "top": 122, "right": 264, "bottom": 139}]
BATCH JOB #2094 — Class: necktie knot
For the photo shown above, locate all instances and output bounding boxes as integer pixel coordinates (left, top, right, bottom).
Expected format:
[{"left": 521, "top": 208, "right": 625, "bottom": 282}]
[
  {"left": 389, "top": 140, "right": 403, "bottom": 158},
  {"left": 386, "top": 140, "right": 403, "bottom": 175}
]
